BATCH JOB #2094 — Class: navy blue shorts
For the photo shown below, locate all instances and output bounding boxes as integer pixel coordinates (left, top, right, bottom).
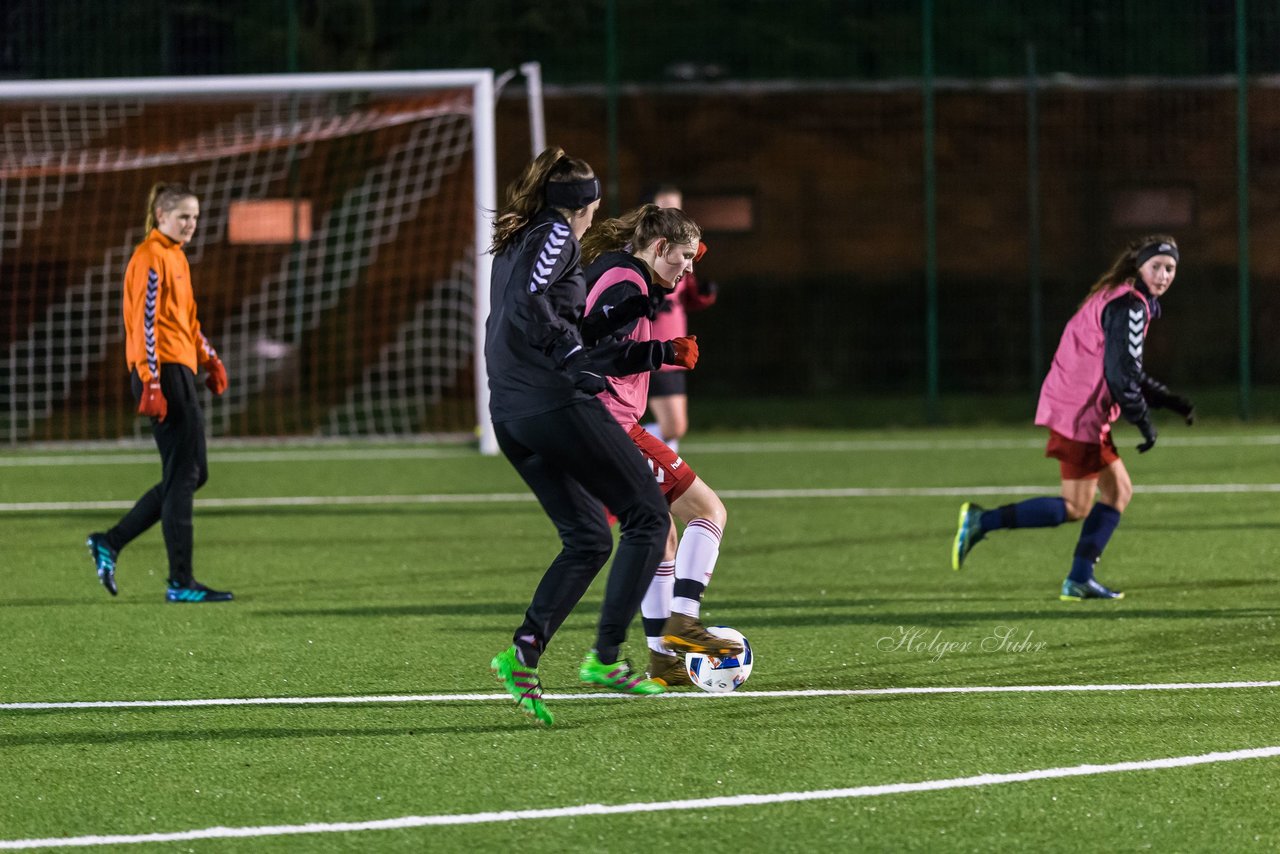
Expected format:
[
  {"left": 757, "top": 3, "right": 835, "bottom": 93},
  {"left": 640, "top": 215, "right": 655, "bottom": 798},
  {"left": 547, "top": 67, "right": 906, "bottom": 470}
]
[{"left": 648, "top": 370, "right": 687, "bottom": 397}]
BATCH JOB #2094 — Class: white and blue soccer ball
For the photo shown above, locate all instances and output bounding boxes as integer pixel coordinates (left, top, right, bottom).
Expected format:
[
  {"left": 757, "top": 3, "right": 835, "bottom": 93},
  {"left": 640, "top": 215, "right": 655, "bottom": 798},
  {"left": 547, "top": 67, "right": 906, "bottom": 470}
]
[{"left": 685, "top": 626, "right": 753, "bottom": 693}]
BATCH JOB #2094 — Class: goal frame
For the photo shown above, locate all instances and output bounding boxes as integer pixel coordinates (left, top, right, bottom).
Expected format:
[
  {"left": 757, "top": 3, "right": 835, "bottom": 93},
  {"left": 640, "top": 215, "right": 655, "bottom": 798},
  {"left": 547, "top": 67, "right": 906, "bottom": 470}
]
[{"left": 0, "top": 70, "right": 499, "bottom": 454}]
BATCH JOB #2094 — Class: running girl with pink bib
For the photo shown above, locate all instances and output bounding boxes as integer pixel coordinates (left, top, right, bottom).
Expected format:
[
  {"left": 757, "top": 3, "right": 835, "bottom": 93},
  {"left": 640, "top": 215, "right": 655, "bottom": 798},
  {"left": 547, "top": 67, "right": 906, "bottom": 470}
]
[
  {"left": 580, "top": 204, "right": 744, "bottom": 686},
  {"left": 952, "top": 235, "right": 1195, "bottom": 600}
]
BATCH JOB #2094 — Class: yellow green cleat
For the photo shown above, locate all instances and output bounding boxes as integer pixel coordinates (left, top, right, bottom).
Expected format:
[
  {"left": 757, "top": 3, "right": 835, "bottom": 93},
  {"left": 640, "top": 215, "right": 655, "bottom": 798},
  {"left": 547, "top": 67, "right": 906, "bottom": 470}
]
[{"left": 952, "top": 502, "right": 986, "bottom": 570}]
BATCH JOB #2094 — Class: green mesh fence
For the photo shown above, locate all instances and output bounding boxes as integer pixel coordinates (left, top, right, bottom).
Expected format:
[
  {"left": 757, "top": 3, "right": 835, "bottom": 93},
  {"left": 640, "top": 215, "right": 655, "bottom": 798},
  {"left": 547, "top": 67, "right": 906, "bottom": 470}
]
[
  {"left": 3, "top": 1, "right": 1276, "bottom": 437},
  {"left": 8, "top": 2, "right": 1280, "bottom": 82}
]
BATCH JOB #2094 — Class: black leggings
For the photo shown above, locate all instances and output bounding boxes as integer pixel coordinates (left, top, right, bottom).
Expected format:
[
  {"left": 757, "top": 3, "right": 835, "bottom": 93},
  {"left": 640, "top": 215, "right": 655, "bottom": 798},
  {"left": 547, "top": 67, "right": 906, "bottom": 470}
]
[
  {"left": 496, "top": 399, "right": 669, "bottom": 665},
  {"left": 106, "top": 365, "right": 208, "bottom": 585}
]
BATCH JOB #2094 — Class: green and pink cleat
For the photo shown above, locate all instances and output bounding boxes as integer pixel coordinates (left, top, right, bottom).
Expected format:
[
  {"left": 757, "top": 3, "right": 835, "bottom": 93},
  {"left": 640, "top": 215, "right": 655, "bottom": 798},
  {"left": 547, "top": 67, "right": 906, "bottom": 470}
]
[{"left": 490, "top": 646, "right": 554, "bottom": 726}]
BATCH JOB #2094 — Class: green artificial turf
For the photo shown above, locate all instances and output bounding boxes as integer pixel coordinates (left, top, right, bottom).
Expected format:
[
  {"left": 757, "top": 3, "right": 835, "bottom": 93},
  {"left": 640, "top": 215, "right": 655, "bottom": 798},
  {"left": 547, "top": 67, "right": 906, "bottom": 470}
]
[{"left": 1, "top": 426, "right": 1278, "bottom": 851}]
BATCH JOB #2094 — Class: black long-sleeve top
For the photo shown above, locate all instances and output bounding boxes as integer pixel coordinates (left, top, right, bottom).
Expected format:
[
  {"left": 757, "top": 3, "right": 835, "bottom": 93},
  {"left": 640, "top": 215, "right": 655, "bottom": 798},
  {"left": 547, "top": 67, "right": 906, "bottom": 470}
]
[
  {"left": 1100, "top": 282, "right": 1170, "bottom": 433},
  {"left": 484, "top": 208, "right": 593, "bottom": 422}
]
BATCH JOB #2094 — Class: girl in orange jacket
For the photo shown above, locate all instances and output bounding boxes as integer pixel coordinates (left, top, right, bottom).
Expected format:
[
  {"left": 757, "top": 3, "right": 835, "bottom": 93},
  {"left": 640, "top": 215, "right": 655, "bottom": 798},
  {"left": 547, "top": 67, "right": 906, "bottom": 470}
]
[{"left": 86, "top": 182, "right": 233, "bottom": 603}]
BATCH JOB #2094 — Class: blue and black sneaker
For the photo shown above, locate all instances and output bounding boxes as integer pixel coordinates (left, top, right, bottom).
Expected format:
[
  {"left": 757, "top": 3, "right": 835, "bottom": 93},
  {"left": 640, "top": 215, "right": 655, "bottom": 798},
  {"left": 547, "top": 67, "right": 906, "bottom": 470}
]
[
  {"left": 86, "top": 533, "right": 118, "bottom": 596},
  {"left": 1060, "top": 578, "right": 1124, "bottom": 601},
  {"left": 951, "top": 502, "right": 986, "bottom": 571},
  {"left": 165, "top": 580, "right": 234, "bottom": 603}
]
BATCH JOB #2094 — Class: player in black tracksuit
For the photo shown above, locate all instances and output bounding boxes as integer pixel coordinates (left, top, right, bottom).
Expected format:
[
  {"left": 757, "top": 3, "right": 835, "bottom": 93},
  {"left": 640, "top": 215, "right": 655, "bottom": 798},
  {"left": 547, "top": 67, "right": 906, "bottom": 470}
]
[{"left": 486, "top": 148, "right": 670, "bottom": 725}]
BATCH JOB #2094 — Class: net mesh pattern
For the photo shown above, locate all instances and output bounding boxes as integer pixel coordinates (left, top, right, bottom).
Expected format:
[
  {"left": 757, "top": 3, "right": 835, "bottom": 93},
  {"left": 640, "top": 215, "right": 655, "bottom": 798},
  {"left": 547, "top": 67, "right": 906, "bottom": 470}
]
[{"left": 1, "top": 88, "right": 480, "bottom": 441}]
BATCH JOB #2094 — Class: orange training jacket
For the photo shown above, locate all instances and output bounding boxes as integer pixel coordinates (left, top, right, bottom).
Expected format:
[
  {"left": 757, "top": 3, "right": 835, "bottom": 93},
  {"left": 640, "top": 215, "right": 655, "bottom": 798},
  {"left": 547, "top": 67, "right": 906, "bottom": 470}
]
[{"left": 122, "top": 228, "right": 217, "bottom": 383}]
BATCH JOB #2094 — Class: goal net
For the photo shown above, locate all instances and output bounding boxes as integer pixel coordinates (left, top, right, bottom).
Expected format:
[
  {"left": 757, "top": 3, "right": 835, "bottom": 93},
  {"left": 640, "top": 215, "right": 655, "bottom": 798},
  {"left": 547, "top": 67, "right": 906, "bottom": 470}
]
[{"left": 0, "top": 71, "right": 497, "bottom": 450}]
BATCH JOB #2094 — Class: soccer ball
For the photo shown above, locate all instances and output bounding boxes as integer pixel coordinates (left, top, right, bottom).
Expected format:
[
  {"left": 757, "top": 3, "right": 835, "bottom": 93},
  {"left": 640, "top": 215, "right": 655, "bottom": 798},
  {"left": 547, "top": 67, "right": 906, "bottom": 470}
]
[{"left": 684, "top": 626, "right": 753, "bottom": 693}]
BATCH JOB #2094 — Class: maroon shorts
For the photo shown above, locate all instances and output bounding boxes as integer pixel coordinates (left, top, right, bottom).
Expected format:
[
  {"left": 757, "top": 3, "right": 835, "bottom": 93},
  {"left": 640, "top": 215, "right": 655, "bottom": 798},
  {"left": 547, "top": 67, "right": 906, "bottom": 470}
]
[
  {"left": 603, "top": 426, "right": 698, "bottom": 527},
  {"left": 627, "top": 424, "right": 698, "bottom": 502},
  {"left": 1045, "top": 429, "right": 1119, "bottom": 480}
]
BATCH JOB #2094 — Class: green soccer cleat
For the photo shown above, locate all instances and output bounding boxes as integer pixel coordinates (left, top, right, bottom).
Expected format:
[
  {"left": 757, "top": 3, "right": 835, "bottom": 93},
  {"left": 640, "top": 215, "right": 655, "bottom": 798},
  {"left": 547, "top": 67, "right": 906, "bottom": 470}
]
[
  {"left": 579, "top": 650, "right": 665, "bottom": 694},
  {"left": 952, "top": 502, "right": 986, "bottom": 570},
  {"left": 490, "top": 646, "right": 554, "bottom": 726},
  {"left": 1060, "top": 578, "right": 1125, "bottom": 601}
]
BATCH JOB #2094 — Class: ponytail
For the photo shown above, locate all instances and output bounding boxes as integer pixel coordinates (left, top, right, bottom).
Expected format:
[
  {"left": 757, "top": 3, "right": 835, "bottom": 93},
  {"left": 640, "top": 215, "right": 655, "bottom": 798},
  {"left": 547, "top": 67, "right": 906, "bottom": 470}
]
[
  {"left": 580, "top": 204, "right": 701, "bottom": 266},
  {"left": 490, "top": 147, "right": 596, "bottom": 254},
  {"left": 144, "top": 182, "right": 198, "bottom": 233}
]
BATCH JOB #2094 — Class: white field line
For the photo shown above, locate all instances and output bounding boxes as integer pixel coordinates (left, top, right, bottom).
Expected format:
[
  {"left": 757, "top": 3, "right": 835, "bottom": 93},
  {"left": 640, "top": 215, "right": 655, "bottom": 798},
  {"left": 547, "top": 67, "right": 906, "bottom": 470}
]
[
  {"left": 2, "top": 432, "right": 1279, "bottom": 466},
  {"left": 0, "top": 493, "right": 533, "bottom": 512},
  {"left": 4, "top": 680, "right": 1278, "bottom": 711},
  {"left": 2, "top": 745, "right": 1278, "bottom": 849},
  {"left": 4, "top": 482, "right": 1280, "bottom": 513}
]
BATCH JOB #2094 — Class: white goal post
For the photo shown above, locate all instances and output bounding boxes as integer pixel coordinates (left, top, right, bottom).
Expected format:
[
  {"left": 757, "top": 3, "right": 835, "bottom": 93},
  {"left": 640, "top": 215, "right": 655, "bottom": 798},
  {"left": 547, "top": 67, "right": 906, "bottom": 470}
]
[{"left": 0, "top": 70, "right": 499, "bottom": 454}]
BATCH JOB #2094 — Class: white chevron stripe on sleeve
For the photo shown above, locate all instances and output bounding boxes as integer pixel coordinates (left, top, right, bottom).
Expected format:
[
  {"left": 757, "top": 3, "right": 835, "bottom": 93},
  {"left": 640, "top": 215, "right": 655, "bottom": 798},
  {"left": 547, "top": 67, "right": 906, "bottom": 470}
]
[
  {"left": 527, "top": 223, "right": 572, "bottom": 294},
  {"left": 144, "top": 268, "right": 160, "bottom": 374}
]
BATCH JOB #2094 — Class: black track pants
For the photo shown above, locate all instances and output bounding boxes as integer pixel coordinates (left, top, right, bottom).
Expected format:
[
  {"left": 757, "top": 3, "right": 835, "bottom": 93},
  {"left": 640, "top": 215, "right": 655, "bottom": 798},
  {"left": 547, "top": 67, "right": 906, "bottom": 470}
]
[
  {"left": 496, "top": 398, "right": 669, "bottom": 665},
  {"left": 107, "top": 365, "right": 208, "bottom": 585}
]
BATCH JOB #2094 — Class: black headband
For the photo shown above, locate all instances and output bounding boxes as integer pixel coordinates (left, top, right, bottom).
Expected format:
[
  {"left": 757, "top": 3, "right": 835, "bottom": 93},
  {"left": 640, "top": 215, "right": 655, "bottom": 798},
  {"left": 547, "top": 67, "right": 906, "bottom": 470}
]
[
  {"left": 545, "top": 177, "right": 601, "bottom": 210},
  {"left": 1135, "top": 241, "right": 1179, "bottom": 268}
]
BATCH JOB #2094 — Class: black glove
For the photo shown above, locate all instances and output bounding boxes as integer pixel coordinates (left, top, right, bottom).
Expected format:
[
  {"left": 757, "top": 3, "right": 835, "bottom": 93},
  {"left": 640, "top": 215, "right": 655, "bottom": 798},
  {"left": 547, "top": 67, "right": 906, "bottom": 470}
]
[
  {"left": 1136, "top": 420, "right": 1158, "bottom": 454},
  {"left": 1165, "top": 394, "right": 1195, "bottom": 426},
  {"left": 564, "top": 351, "right": 606, "bottom": 395},
  {"left": 696, "top": 277, "right": 718, "bottom": 297},
  {"left": 574, "top": 370, "right": 607, "bottom": 395},
  {"left": 1143, "top": 381, "right": 1195, "bottom": 426}
]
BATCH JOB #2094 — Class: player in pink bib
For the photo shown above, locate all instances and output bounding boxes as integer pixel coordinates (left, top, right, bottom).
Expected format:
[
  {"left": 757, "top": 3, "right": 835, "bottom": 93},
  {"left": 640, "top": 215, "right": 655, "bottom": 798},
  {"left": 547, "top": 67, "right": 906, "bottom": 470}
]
[
  {"left": 580, "top": 203, "right": 743, "bottom": 685},
  {"left": 643, "top": 185, "right": 718, "bottom": 452},
  {"left": 951, "top": 235, "right": 1195, "bottom": 600}
]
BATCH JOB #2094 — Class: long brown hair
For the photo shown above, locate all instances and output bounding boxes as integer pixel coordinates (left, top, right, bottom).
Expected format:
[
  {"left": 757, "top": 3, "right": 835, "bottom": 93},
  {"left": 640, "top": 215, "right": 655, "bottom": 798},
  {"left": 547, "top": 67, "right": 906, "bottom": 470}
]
[
  {"left": 490, "top": 146, "right": 595, "bottom": 253},
  {"left": 1081, "top": 233, "right": 1178, "bottom": 306},
  {"left": 144, "top": 182, "right": 197, "bottom": 232},
  {"left": 579, "top": 203, "right": 701, "bottom": 266}
]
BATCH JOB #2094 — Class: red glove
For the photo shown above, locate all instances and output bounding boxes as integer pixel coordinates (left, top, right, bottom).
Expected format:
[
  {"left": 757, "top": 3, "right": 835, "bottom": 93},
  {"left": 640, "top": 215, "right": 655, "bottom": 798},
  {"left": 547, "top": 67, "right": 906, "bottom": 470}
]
[
  {"left": 204, "top": 357, "right": 228, "bottom": 395},
  {"left": 138, "top": 380, "right": 168, "bottom": 422},
  {"left": 667, "top": 335, "right": 699, "bottom": 369}
]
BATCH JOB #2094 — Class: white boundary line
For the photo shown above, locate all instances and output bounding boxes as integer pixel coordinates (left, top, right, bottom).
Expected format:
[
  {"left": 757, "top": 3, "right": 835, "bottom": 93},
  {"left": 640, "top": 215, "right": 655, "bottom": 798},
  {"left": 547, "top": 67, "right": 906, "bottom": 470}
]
[
  {"left": 4, "top": 680, "right": 1278, "bottom": 711},
  {"left": 4, "top": 482, "right": 1280, "bottom": 513},
  {"left": 2, "top": 745, "right": 1278, "bottom": 849},
  {"left": 2, "top": 433, "right": 1279, "bottom": 466},
  {"left": 0, "top": 493, "right": 534, "bottom": 513}
]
